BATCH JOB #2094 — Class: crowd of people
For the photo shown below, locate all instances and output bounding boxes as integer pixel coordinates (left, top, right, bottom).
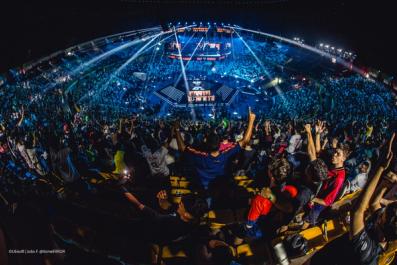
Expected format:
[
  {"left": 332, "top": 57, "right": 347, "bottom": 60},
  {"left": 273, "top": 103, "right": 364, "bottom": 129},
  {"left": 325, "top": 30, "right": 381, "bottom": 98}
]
[
  {"left": 1, "top": 31, "right": 397, "bottom": 265},
  {"left": 1, "top": 87, "right": 397, "bottom": 264}
]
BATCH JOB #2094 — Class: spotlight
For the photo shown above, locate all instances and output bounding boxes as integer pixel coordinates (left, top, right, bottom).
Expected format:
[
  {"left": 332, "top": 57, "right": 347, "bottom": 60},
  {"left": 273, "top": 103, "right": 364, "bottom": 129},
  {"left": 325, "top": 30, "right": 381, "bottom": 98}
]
[{"left": 320, "top": 43, "right": 324, "bottom": 47}]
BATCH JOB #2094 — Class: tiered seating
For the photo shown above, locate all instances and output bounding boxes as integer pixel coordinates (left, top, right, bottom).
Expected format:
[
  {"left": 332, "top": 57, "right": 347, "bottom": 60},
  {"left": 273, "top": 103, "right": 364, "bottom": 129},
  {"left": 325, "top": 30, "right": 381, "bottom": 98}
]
[
  {"left": 233, "top": 175, "right": 260, "bottom": 194},
  {"left": 153, "top": 175, "right": 264, "bottom": 264},
  {"left": 270, "top": 190, "right": 364, "bottom": 264},
  {"left": 160, "top": 86, "right": 185, "bottom": 103},
  {"left": 50, "top": 174, "right": 390, "bottom": 265},
  {"left": 216, "top": 85, "right": 234, "bottom": 101}
]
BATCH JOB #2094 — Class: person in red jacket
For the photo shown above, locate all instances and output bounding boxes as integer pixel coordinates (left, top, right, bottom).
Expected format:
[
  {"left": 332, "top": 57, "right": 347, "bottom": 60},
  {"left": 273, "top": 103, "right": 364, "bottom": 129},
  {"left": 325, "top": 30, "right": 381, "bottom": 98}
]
[
  {"left": 244, "top": 158, "right": 295, "bottom": 238},
  {"left": 302, "top": 123, "right": 348, "bottom": 229},
  {"left": 245, "top": 187, "right": 276, "bottom": 238}
]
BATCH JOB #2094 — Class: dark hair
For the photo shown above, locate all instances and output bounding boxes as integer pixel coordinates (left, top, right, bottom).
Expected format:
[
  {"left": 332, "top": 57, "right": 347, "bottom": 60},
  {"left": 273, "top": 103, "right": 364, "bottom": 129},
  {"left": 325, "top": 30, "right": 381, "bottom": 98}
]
[
  {"left": 221, "top": 132, "right": 231, "bottom": 141},
  {"left": 211, "top": 245, "right": 233, "bottom": 265},
  {"left": 146, "top": 136, "right": 160, "bottom": 152},
  {"left": 206, "top": 133, "right": 220, "bottom": 152},
  {"left": 268, "top": 158, "right": 291, "bottom": 182},
  {"left": 181, "top": 194, "right": 208, "bottom": 222},
  {"left": 307, "top": 159, "right": 328, "bottom": 181},
  {"left": 337, "top": 143, "right": 351, "bottom": 158},
  {"left": 384, "top": 202, "right": 397, "bottom": 241},
  {"left": 361, "top": 161, "right": 370, "bottom": 168}
]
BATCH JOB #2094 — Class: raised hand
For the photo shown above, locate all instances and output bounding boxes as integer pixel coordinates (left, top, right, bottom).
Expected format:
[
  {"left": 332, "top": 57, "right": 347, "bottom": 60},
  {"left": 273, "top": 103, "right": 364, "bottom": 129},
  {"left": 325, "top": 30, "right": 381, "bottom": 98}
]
[
  {"left": 315, "top": 120, "right": 325, "bottom": 134},
  {"left": 380, "top": 132, "right": 395, "bottom": 169},
  {"left": 248, "top": 107, "right": 256, "bottom": 122},
  {"left": 331, "top": 137, "right": 338, "bottom": 148},
  {"left": 304, "top": 124, "right": 312, "bottom": 134},
  {"left": 173, "top": 120, "right": 180, "bottom": 130},
  {"left": 156, "top": 190, "right": 171, "bottom": 210},
  {"left": 156, "top": 190, "right": 168, "bottom": 200},
  {"left": 264, "top": 120, "right": 271, "bottom": 129}
]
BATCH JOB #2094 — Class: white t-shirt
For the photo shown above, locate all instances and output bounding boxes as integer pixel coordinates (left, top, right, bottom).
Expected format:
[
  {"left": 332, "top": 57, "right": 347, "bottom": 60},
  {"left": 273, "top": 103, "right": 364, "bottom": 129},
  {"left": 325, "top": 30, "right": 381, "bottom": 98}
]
[
  {"left": 287, "top": 134, "right": 302, "bottom": 154},
  {"left": 350, "top": 173, "right": 368, "bottom": 192},
  {"left": 349, "top": 160, "right": 371, "bottom": 192},
  {"left": 141, "top": 145, "right": 169, "bottom": 176}
]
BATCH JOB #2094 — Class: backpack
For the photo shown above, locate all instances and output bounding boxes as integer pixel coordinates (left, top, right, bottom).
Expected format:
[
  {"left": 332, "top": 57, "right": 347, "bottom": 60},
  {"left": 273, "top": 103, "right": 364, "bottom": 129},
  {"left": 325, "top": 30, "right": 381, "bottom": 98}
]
[{"left": 283, "top": 233, "right": 308, "bottom": 258}]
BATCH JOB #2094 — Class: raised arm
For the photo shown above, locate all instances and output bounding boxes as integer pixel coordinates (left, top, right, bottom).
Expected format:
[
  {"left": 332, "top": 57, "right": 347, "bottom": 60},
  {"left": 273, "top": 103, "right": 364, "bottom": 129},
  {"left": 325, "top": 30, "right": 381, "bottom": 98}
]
[
  {"left": 264, "top": 120, "right": 271, "bottom": 136},
  {"left": 17, "top": 106, "right": 25, "bottom": 127},
  {"left": 321, "top": 138, "right": 329, "bottom": 151},
  {"left": 239, "top": 108, "right": 256, "bottom": 148},
  {"left": 32, "top": 131, "right": 37, "bottom": 147},
  {"left": 124, "top": 191, "right": 145, "bottom": 210},
  {"left": 315, "top": 120, "right": 326, "bottom": 154},
  {"left": 305, "top": 124, "right": 317, "bottom": 161},
  {"left": 118, "top": 118, "right": 123, "bottom": 134},
  {"left": 351, "top": 133, "right": 395, "bottom": 237},
  {"left": 172, "top": 121, "right": 186, "bottom": 152},
  {"left": 369, "top": 181, "right": 392, "bottom": 213}
]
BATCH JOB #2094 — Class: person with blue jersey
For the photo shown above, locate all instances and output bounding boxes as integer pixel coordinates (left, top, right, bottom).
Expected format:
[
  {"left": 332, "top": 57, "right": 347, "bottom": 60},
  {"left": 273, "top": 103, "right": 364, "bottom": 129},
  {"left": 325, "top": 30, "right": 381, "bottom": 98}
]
[{"left": 172, "top": 108, "right": 256, "bottom": 189}]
